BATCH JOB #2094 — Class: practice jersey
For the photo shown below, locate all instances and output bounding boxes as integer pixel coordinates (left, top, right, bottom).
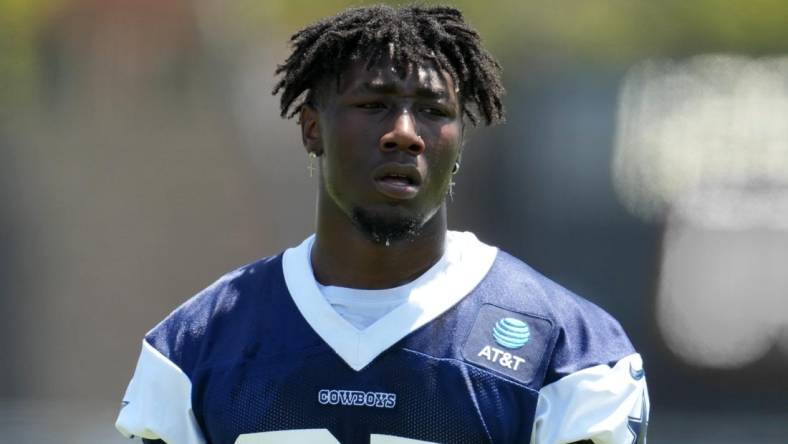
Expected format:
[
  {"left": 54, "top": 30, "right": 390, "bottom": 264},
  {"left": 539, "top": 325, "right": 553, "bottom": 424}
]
[{"left": 116, "top": 231, "right": 649, "bottom": 444}]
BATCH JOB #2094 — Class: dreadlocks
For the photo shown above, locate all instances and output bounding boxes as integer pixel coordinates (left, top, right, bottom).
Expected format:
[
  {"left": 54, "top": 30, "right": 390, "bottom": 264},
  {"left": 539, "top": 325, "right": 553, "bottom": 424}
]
[{"left": 272, "top": 4, "right": 505, "bottom": 126}]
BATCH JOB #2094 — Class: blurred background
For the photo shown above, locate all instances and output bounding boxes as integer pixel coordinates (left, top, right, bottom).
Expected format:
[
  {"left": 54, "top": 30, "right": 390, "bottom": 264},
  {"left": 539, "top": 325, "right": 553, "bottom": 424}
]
[{"left": 1, "top": 0, "right": 787, "bottom": 442}]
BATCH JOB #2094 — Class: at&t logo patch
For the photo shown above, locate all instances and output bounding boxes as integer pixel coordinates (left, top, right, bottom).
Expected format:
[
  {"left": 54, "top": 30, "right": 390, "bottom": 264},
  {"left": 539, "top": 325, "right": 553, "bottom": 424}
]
[
  {"left": 462, "top": 304, "right": 553, "bottom": 385},
  {"left": 475, "top": 317, "right": 531, "bottom": 370}
]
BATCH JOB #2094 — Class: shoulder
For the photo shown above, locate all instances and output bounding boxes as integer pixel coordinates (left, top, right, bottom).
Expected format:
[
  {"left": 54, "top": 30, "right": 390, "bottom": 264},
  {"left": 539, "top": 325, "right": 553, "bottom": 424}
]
[
  {"left": 144, "top": 253, "right": 285, "bottom": 376},
  {"left": 115, "top": 253, "right": 287, "bottom": 443},
  {"left": 475, "top": 249, "right": 649, "bottom": 444},
  {"left": 479, "top": 249, "right": 636, "bottom": 383}
]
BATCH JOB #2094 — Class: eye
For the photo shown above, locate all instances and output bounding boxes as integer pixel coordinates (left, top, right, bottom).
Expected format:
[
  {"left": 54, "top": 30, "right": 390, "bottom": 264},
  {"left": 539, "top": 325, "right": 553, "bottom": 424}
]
[
  {"left": 421, "top": 106, "right": 449, "bottom": 117},
  {"left": 355, "top": 102, "right": 386, "bottom": 110}
]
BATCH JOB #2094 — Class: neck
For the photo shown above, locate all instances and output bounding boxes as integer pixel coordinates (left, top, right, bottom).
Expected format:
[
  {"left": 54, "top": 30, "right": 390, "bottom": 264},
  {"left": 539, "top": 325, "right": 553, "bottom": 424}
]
[{"left": 311, "top": 194, "right": 447, "bottom": 290}]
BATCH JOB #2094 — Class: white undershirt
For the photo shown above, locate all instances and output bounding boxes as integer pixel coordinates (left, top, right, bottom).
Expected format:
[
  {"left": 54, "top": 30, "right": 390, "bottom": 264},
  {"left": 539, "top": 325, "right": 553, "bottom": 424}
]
[{"left": 310, "top": 239, "right": 451, "bottom": 331}]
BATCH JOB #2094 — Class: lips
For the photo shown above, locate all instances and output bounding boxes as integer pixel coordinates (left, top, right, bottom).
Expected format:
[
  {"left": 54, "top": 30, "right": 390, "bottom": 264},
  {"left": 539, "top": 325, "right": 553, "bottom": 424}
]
[{"left": 372, "top": 163, "right": 422, "bottom": 200}]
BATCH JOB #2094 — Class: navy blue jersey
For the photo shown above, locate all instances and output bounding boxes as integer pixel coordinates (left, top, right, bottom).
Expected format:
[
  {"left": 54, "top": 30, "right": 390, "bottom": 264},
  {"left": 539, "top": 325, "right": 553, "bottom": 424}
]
[{"left": 117, "top": 232, "right": 649, "bottom": 444}]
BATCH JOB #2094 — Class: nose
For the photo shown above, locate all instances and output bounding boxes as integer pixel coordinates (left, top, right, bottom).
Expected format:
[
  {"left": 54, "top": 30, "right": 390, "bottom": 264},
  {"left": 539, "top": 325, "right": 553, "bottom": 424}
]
[{"left": 379, "top": 110, "right": 425, "bottom": 155}]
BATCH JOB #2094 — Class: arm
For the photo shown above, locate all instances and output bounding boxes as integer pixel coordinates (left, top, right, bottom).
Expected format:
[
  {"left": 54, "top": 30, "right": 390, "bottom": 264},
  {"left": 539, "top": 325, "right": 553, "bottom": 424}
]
[
  {"left": 530, "top": 354, "right": 649, "bottom": 444},
  {"left": 115, "top": 339, "right": 206, "bottom": 444}
]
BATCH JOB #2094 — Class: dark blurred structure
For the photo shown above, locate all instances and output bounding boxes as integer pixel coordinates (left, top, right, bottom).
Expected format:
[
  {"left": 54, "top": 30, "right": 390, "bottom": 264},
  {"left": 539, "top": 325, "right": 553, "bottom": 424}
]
[{"left": 1, "top": 1, "right": 786, "bottom": 442}]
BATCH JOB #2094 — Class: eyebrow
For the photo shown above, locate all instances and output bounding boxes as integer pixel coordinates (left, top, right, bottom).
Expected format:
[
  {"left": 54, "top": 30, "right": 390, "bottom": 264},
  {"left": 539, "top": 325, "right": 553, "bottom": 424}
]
[{"left": 357, "top": 81, "right": 448, "bottom": 99}]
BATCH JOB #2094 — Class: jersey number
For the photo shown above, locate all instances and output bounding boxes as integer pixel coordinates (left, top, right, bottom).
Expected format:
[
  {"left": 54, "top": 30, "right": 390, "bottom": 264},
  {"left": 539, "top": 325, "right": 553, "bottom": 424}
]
[{"left": 236, "top": 429, "right": 437, "bottom": 443}]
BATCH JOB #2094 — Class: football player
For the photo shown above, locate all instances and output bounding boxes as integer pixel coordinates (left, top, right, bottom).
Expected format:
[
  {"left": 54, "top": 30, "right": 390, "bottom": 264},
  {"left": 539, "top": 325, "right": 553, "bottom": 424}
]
[{"left": 116, "top": 4, "right": 649, "bottom": 443}]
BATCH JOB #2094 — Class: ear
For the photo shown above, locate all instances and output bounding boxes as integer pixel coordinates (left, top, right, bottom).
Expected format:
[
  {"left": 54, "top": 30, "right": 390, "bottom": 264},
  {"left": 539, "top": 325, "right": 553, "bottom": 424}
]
[{"left": 300, "top": 104, "right": 322, "bottom": 155}]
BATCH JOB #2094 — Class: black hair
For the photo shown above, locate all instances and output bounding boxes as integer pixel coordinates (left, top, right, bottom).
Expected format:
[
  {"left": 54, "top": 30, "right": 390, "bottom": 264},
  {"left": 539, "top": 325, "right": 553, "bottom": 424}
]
[{"left": 272, "top": 4, "right": 505, "bottom": 126}]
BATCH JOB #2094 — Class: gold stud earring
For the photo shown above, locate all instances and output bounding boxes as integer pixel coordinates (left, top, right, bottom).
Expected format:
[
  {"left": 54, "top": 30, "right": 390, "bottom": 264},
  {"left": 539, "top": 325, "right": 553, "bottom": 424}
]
[
  {"left": 307, "top": 152, "right": 317, "bottom": 177},
  {"left": 449, "top": 161, "right": 460, "bottom": 201}
]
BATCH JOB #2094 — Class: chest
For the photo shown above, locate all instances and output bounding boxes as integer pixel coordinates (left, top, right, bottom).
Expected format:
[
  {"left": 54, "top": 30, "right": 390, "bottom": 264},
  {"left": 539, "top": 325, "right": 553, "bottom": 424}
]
[{"left": 192, "top": 345, "right": 539, "bottom": 444}]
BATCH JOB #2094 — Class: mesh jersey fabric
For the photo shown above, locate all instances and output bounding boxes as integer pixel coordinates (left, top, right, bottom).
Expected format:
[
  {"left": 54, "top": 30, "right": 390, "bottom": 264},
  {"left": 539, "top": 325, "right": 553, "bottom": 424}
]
[{"left": 117, "top": 232, "right": 649, "bottom": 444}]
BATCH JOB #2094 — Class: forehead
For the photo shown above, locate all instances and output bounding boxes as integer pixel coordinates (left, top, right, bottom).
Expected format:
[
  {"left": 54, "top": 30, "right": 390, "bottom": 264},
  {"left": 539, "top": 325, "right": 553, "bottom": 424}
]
[{"left": 336, "top": 59, "right": 458, "bottom": 99}]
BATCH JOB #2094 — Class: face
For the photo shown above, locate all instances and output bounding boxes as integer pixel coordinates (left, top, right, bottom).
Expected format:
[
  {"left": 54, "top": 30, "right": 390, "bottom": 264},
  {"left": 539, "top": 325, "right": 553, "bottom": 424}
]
[{"left": 303, "top": 59, "right": 463, "bottom": 243}]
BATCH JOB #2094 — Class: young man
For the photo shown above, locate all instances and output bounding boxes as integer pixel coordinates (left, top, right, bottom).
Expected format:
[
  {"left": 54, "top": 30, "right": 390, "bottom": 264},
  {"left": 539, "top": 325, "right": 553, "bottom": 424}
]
[{"left": 116, "top": 5, "right": 649, "bottom": 444}]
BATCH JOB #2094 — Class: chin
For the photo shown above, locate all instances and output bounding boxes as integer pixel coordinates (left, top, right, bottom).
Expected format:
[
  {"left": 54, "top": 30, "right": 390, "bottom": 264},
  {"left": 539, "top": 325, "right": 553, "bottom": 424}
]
[{"left": 350, "top": 206, "right": 425, "bottom": 244}]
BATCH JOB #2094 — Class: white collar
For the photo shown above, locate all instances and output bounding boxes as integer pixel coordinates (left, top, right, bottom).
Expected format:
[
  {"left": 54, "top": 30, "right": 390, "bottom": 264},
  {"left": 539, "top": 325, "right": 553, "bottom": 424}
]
[{"left": 282, "top": 230, "right": 498, "bottom": 371}]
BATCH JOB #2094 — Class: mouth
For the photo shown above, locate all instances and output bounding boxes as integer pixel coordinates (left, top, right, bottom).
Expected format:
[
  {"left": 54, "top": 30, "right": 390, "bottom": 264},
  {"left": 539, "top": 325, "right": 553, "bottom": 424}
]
[{"left": 372, "top": 163, "right": 422, "bottom": 200}]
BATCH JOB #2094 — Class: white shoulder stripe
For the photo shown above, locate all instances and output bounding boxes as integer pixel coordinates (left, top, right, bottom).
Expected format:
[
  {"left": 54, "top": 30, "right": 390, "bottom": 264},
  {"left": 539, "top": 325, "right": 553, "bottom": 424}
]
[
  {"left": 116, "top": 340, "right": 206, "bottom": 444},
  {"left": 530, "top": 353, "right": 650, "bottom": 444}
]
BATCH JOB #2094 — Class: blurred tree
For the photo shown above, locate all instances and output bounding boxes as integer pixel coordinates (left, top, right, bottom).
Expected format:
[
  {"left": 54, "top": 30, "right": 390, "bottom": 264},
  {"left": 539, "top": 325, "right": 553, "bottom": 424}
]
[
  {"left": 4, "top": 0, "right": 788, "bottom": 114},
  {"left": 0, "top": 0, "right": 62, "bottom": 114}
]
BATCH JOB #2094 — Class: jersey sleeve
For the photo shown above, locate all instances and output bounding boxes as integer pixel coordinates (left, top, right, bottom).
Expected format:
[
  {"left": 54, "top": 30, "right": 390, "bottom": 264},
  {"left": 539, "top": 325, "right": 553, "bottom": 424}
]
[
  {"left": 115, "top": 339, "right": 206, "bottom": 444},
  {"left": 526, "top": 274, "right": 650, "bottom": 444},
  {"left": 530, "top": 353, "right": 649, "bottom": 444}
]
